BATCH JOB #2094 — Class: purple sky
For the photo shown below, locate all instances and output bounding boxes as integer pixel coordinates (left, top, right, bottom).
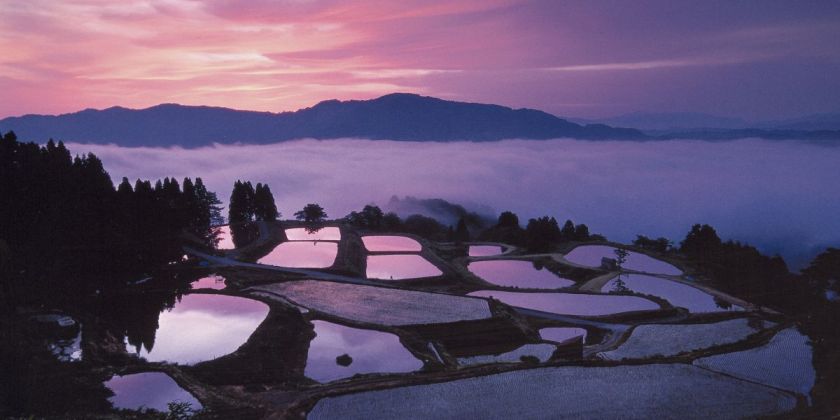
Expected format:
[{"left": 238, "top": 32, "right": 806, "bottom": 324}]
[{"left": 2, "top": 0, "right": 839, "bottom": 119}]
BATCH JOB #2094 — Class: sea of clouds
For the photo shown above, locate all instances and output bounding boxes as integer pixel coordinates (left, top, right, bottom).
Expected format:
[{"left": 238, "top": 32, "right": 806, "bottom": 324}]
[{"left": 70, "top": 138, "right": 840, "bottom": 269}]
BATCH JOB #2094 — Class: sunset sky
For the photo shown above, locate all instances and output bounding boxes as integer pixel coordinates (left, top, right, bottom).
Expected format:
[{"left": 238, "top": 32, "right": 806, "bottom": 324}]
[{"left": 2, "top": 0, "right": 839, "bottom": 119}]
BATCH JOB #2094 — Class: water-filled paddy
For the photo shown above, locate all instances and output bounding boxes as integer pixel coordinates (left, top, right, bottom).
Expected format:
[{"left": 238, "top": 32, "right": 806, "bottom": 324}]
[
  {"left": 599, "top": 318, "right": 760, "bottom": 361},
  {"left": 457, "top": 343, "right": 556, "bottom": 366},
  {"left": 362, "top": 236, "right": 422, "bottom": 252},
  {"left": 604, "top": 274, "right": 740, "bottom": 312},
  {"left": 215, "top": 225, "right": 234, "bottom": 250},
  {"left": 190, "top": 274, "right": 226, "bottom": 290},
  {"left": 258, "top": 241, "right": 338, "bottom": 268},
  {"left": 286, "top": 227, "right": 341, "bottom": 241},
  {"left": 694, "top": 328, "right": 815, "bottom": 396},
  {"left": 564, "top": 245, "right": 682, "bottom": 275},
  {"left": 307, "top": 364, "right": 796, "bottom": 419},
  {"left": 468, "top": 260, "right": 574, "bottom": 289},
  {"left": 305, "top": 320, "right": 423, "bottom": 383},
  {"left": 467, "top": 290, "right": 659, "bottom": 316},
  {"left": 126, "top": 294, "right": 269, "bottom": 364},
  {"left": 366, "top": 254, "right": 442, "bottom": 280},
  {"left": 105, "top": 372, "right": 202, "bottom": 412},
  {"left": 469, "top": 245, "right": 504, "bottom": 257}
]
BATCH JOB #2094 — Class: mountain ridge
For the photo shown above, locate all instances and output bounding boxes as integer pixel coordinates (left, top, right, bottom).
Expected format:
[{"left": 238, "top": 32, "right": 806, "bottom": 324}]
[
  {"left": 3, "top": 93, "right": 839, "bottom": 146},
  {"left": 0, "top": 93, "right": 646, "bottom": 147}
]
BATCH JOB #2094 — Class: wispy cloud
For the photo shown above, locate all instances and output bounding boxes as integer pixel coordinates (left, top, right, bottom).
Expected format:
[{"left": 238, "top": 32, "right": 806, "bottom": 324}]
[
  {"left": 1, "top": 1, "right": 839, "bottom": 118},
  {"left": 544, "top": 54, "right": 772, "bottom": 72}
]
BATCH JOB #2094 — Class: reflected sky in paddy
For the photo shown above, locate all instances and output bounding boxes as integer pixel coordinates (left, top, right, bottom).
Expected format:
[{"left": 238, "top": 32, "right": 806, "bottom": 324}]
[{"left": 126, "top": 294, "right": 268, "bottom": 365}]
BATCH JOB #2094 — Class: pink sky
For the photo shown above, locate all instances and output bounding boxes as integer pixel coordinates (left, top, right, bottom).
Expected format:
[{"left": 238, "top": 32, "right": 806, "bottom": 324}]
[{"left": 2, "top": 0, "right": 839, "bottom": 119}]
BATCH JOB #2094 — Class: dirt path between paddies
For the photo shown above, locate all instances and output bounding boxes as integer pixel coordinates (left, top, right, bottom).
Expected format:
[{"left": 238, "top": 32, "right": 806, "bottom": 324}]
[{"left": 578, "top": 272, "right": 620, "bottom": 292}]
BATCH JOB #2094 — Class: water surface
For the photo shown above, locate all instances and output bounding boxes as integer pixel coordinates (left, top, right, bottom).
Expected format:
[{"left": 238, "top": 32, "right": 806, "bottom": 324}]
[
  {"left": 286, "top": 227, "right": 341, "bottom": 241},
  {"left": 126, "top": 294, "right": 269, "bottom": 364},
  {"left": 469, "top": 245, "right": 504, "bottom": 257},
  {"left": 468, "top": 290, "right": 659, "bottom": 316},
  {"left": 105, "top": 372, "right": 202, "bottom": 412},
  {"left": 366, "top": 254, "right": 442, "bottom": 280},
  {"left": 215, "top": 225, "right": 234, "bottom": 250},
  {"left": 190, "top": 274, "right": 226, "bottom": 290},
  {"left": 564, "top": 245, "right": 682, "bottom": 275},
  {"left": 362, "top": 236, "right": 422, "bottom": 252},
  {"left": 468, "top": 260, "right": 574, "bottom": 289},
  {"left": 258, "top": 241, "right": 338, "bottom": 268},
  {"left": 604, "top": 274, "right": 741, "bottom": 312},
  {"left": 305, "top": 320, "right": 423, "bottom": 383}
]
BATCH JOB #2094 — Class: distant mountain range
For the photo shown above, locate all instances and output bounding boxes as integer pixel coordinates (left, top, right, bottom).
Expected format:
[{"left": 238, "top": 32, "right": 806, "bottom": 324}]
[
  {"left": 2, "top": 93, "right": 838, "bottom": 146},
  {"left": 0, "top": 93, "right": 645, "bottom": 147},
  {"left": 572, "top": 111, "right": 840, "bottom": 133}
]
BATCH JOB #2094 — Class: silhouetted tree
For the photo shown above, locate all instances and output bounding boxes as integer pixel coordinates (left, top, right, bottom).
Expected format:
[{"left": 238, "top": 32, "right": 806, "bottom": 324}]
[
  {"left": 573, "top": 223, "right": 591, "bottom": 241},
  {"left": 633, "top": 235, "right": 672, "bottom": 253},
  {"left": 0, "top": 132, "right": 220, "bottom": 302},
  {"left": 228, "top": 180, "right": 254, "bottom": 223},
  {"left": 382, "top": 212, "right": 402, "bottom": 231},
  {"left": 524, "top": 216, "right": 561, "bottom": 252},
  {"left": 344, "top": 205, "right": 385, "bottom": 230},
  {"left": 454, "top": 217, "right": 470, "bottom": 243},
  {"left": 680, "top": 224, "right": 722, "bottom": 262},
  {"left": 560, "top": 220, "right": 576, "bottom": 240},
  {"left": 403, "top": 214, "right": 447, "bottom": 239},
  {"left": 253, "top": 183, "right": 279, "bottom": 221},
  {"left": 295, "top": 203, "right": 327, "bottom": 223},
  {"left": 802, "top": 248, "right": 840, "bottom": 292},
  {"left": 497, "top": 211, "right": 520, "bottom": 228}
]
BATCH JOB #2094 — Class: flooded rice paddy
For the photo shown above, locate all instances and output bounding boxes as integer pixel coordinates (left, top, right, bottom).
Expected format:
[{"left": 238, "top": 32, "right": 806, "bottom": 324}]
[
  {"left": 258, "top": 241, "right": 338, "bottom": 268},
  {"left": 104, "top": 372, "right": 202, "bottom": 412},
  {"left": 468, "top": 290, "right": 660, "bottom": 316},
  {"left": 468, "top": 245, "right": 504, "bottom": 257},
  {"left": 305, "top": 320, "right": 423, "bottom": 383},
  {"left": 286, "top": 227, "right": 341, "bottom": 241},
  {"left": 564, "top": 245, "right": 682, "bottom": 275},
  {"left": 126, "top": 294, "right": 268, "bottom": 364},
  {"left": 604, "top": 274, "right": 741, "bottom": 312},
  {"left": 190, "top": 274, "right": 226, "bottom": 290},
  {"left": 366, "top": 254, "right": 442, "bottom": 280},
  {"left": 468, "top": 260, "right": 574, "bottom": 289},
  {"left": 362, "top": 235, "right": 422, "bottom": 252}
]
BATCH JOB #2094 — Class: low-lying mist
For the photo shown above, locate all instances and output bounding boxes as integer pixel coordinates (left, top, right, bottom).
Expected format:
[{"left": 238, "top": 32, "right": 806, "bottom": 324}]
[{"left": 70, "top": 138, "right": 840, "bottom": 269}]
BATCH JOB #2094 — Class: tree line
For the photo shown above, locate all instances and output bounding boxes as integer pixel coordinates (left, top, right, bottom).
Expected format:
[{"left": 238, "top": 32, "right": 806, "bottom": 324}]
[{"left": 0, "top": 131, "right": 221, "bottom": 304}]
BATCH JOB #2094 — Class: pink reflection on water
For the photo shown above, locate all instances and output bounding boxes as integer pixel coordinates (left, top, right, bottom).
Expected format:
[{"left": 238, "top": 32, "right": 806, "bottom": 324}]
[
  {"left": 564, "top": 245, "right": 682, "bottom": 275},
  {"left": 127, "top": 294, "right": 269, "bottom": 364},
  {"left": 362, "top": 235, "right": 422, "bottom": 252},
  {"left": 468, "top": 290, "right": 659, "bottom": 316},
  {"left": 305, "top": 320, "right": 423, "bottom": 383},
  {"left": 105, "top": 372, "right": 202, "bottom": 412},
  {"left": 540, "top": 327, "right": 587, "bottom": 343},
  {"left": 286, "top": 227, "right": 341, "bottom": 241},
  {"left": 190, "top": 274, "right": 226, "bottom": 290},
  {"left": 258, "top": 241, "right": 338, "bottom": 268},
  {"left": 605, "top": 274, "right": 742, "bottom": 313},
  {"left": 468, "top": 260, "right": 574, "bottom": 289},
  {"left": 469, "top": 245, "right": 503, "bottom": 257},
  {"left": 215, "top": 226, "right": 234, "bottom": 250},
  {"left": 366, "top": 254, "right": 442, "bottom": 280}
]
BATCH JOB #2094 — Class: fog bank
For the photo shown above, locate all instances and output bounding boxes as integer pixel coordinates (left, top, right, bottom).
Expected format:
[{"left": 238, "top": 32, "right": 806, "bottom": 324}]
[{"left": 70, "top": 138, "right": 840, "bottom": 269}]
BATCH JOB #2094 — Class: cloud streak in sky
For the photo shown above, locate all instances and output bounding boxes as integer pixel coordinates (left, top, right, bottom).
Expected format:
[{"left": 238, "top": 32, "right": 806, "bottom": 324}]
[
  {"left": 2, "top": 0, "right": 839, "bottom": 119},
  {"left": 70, "top": 138, "right": 840, "bottom": 269}
]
